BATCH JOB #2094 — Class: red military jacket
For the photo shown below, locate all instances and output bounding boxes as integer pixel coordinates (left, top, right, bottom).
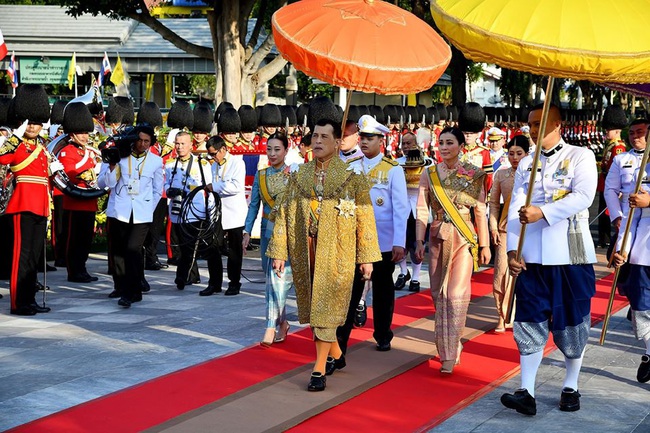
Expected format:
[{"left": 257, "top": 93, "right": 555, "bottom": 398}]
[
  {"left": 0, "top": 135, "right": 51, "bottom": 217},
  {"left": 597, "top": 139, "right": 627, "bottom": 192},
  {"left": 58, "top": 141, "right": 99, "bottom": 212},
  {"left": 462, "top": 141, "right": 493, "bottom": 192}
]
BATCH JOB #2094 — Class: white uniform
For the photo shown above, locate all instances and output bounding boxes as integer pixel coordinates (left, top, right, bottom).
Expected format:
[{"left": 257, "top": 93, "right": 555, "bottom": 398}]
[
  {"left": 507, "top": 141, "right": 598, "bottom": 265},
  {"left": 617, "top": 162, "right": 650, "bottom": 265},
  {"left": 605, "top": 149, "right": 646, "bottom": 223},
  {"left": 348, "top": 154, "right": 409, "bottom": 252},
  {"left": 212, "top": 151, "right": 247, "bottom": 230},
  {"left": 164, "top": 155, "right": 214, "bottom": 224},
  {"left": 98, "top": 152, "right": 163, "bottom": 224}
]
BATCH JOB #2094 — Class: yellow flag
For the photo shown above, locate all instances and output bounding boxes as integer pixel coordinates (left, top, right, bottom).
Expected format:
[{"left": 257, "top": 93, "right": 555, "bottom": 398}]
[
  {"left": 67, "top": 52, "right": 76, "bottom": 90},
  {"left": 110, "top": 55, "right": 125, "bottom": 86}
]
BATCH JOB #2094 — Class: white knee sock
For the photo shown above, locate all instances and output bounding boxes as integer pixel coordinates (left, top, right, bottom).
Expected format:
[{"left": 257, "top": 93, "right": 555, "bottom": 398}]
[
  {"left": 644, "top": 335, "right": 650, "bottom": 355},
  {"left": 399, "top": 258, "right": 408, "bottom": 275},
  {"left": 563, "top": 350, "right": 585, "bottom": 391},
  {"left": 412, "top": 261, "right": 422, "bottom": 281},
  {"left": 520, "top": 351, "right": 544, "bottom": 397}
]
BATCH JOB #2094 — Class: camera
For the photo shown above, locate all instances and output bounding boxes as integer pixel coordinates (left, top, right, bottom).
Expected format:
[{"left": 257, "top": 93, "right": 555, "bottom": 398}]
[
  {"left": 170, "top": 195, "right": 183, "bottom": 216},
  {"left": 100, "top": 126, "right": 140, "bottom": 164}
]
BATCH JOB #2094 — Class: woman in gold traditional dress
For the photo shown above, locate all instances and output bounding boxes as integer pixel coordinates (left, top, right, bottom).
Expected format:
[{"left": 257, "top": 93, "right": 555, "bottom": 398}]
[
  {"left": 415, "top": 127, "right": 491, "bottom": 374},
  {"left": 489, "top": 135, "right": 530, "bottom": 333},
  {"left": 268, "top": 119, "right": 381, "bottom": 391}
]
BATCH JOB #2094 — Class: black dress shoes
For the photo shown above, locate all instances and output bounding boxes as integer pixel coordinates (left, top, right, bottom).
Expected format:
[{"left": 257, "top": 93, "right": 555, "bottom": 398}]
[
  {"left": 174, "top": 278, "right": 185, "bottom": 291},
  {"left": 501, "top": 389, "right": 536, "bottom": 415},
  {"left": 394, "top": 271, "right": 411, "bottom": 290},
  {"left": 108, "top": 290, "right": 121, "bottom": 298},
  {"left": 118, "top": 297, "right": 132, "bottom": 308},
  {"left": 11, "top": 306, "right": 36, "bottom": 316},
  {"left": 82, "top": 272, "right": 99, "bottom": 282},
  {"left": 325, "top": 355, "right": 346, "bottom": 376},
  {"left": 307, "top": 372, "right": 326, "bottom": 391},
  {"left": 130, "top": 293, "right": 143, "bottom": 303},
  {"left": 224, "top": 283, "right": 241, "bottom": 296},
  {"left": 637, "top": 355, "right": 650, "bottom": 383},
  {"left": 408, "top": 280, "right": 421, "bottom": 292},
  {"left": 199, "top": 285, "right": 222, "bottom": 296},
  {"left": 167, "top": 257, "right": 179, "bottom": 266},
  {"left": 141, "top": 278, "right": 150, "bottom": 293},
  {"left": 145, "top": 261, "right": 168, "bottom": 271},
  {"left": 376, "top": 341, "right": 391, "bottom": 352},
  {"left": 559, "top": 388, "right": 581, "bottom": 412},
  {"left": 30, "top": 303, "right": 51, "bottom": 313},
  {"left": 68, "top": 274, "right": 98, "bottom": 283},
  {"left": 46, "top": 264, "right": 57, "bottom": 272}
]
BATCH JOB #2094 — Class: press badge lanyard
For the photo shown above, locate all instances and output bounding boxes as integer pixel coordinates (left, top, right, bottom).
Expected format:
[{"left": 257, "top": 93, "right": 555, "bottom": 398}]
[
  {"left": 128, "top": 152, "right": 149, "bottom": 178},
  {"left": 126, "top": 152, "right": 149, "bottom": 195}
]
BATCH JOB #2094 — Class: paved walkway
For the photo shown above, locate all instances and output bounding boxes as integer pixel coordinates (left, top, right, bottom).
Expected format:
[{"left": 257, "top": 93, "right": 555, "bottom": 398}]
[{"left": 0, "top": 248, "right": 648, "bottom": 432}]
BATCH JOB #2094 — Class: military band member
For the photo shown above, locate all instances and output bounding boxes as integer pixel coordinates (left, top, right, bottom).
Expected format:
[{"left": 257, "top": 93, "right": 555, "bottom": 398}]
[
  {"left": 58, "top": 102, "right": 101, "bottom": 283},
  {"left": 268, "top": 118, "right": 381, "bottom": 392},
  {"left": 192, "top": 101, "right": 213, "bottom": 152},
  {"left": 337, "top": 115, "right": 409, "bottom": 355},
  {"left": 236, "top": 105, "right": 258, "bottom": 153},
  {"left": 98, "top": 126, "right": 163, "bottom": 307},
  {"left": 459, "top": 103, "right": 493, "bottom": 192},
  {"left": 612, "top": 164, "right": 650, "bottom": 384},
  {"left": 0, "top": 85, "right": 58, "bottom": 315},
  {"left": 502, "top": 104, "right": 598, "bottom": 415},
  {"left": 164, "top": 131, "right": 211, "bottom": 290},
  {"left": 257, "top": 104, "right": 282, "bottom": 152},
  {"left": 597, "top": 105, "right": 628, "bottom": 249}
]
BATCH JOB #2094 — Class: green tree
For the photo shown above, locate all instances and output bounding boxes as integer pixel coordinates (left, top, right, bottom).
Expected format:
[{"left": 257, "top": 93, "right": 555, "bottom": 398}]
[{"left": 53, "top": 0, "right": 289, "bottom": 107}]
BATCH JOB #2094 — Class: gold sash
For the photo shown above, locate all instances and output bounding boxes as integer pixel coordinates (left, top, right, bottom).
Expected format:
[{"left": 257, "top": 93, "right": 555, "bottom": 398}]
[
  {"left": 259, "top": 169, "right": 274, "bottom": 209},
  {"left": 10, "top": 144, "right": 43, "bottom": 173},
  {"left": 499, "top": 193, "right": 511, "bottom": 227},
  {"left": 428, "top": 167, "right": 479, "bottom": 271}
]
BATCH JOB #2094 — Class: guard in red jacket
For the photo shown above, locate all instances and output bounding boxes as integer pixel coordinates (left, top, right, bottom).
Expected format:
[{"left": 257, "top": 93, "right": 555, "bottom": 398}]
[
  {"left": 58, "top": 102, "right": 101, "bottom": 283},
  {"left": 0, "top": 85, "right": 56, "bottom": 315},
  {"left": 458, "top": 103, "right": 493, "bottom": 192}
]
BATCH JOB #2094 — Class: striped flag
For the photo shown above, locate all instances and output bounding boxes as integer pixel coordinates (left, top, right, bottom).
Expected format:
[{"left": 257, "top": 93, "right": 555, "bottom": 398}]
[
  {"left": 6, "top": 51, "right": 17, "bottom": 88},
  {"left": 0, "top": 28, "right": 7, "bottom": 61},
  {"left": 97, "top": 52, "right": 112, "bottom": 87}
]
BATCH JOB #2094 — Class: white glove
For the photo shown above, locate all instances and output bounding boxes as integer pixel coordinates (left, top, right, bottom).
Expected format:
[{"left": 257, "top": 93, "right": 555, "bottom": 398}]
[{"left": 49, "top": 160, "right": 64, "bottom": 174}]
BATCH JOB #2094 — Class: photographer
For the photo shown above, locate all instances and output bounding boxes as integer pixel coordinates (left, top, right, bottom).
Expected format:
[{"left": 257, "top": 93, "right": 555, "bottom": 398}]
[
  {"left": 164, "top": 132, "right": 218, "bottom": 292},
  {"left": 98, "top": 126, "right": 163, "bottom": 308}
]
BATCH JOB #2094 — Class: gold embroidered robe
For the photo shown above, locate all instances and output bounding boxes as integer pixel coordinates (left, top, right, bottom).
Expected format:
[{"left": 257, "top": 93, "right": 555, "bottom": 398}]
[{"left": 266, "top": 157, "right": 381, "bottom": 334}]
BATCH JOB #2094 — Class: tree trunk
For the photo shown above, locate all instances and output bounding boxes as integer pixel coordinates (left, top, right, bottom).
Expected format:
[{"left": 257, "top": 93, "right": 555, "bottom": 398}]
[
  {"left": 220, "top": 0, "right": 242, "bottom": 107},
  {"left": 207, "top": 9, "right": 222, "bottom": 104},
  {"left": 450, "top": 46, "right": 467, "bottom": 106}
]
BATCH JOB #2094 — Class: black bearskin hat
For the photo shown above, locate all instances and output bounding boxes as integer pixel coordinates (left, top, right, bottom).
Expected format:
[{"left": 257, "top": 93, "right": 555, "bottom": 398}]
[
  {"left": 308, "top": 96, "right": 341, "bottom": 130},
  {"left": 369, "top": 105, "right": 385, "bottom": 124},
  {"left": 137, "top": 102, "right": 163, "bottom": 128},
  {"left": 447, "top": 106, "right": 459, "bottom": 123},
  {"left": 435, "top": 103, "right": 447, "bottom": 121},
  {"left": 215, "top": 101, "right": 234, "bottom": 122},
  {"left": 49, "top": 100, "right": 67, "bottom": 125},
  {"left": 192, "top": 101, "right": 214, "bottom": 133},
  {"left": 259, "top": 104, "right": 282, "bottom": 127},
  {"left": 217, "top": 107, "right": 241, "bottom": 133},
  {"left": 296, "top": 103, "right": 310, "bottom": 127},
  {"left": 346, "top": 105, "right": 361, "bottom": 123},
  {"left": 426, "top": 106, "right": 439, "bottom": 124},
  {"left": 105, "top": 96, "right": 134, "bottom": 125},
  {"left": 0, "top": 97, "right": 11, "bottom": 127},
  {"left": 458, "top": 102, "right": 485, "bottom": 133},
  {"left": 416, "top": 104, "right": 428, "bottom": 123},
  {"left": 167, "top": 101, "right": 194, "bottom": 130},
  {"left": 238, "top": 105, "right": 258, "bottom": 132},
  {"left": 279, "top": 105, "right": 297, "bottom": 126},
  {"left": 404, "top": 106, "right": 419, "bottom": 123},
  {"left": 602, "top": 105, "right": 628, "bottom": 130},
  {"left": 14, "top": 84, "right": 50, "bottom": 124},
  {"left": 62, "top": 102, "right": 94, "bottom": 134}
]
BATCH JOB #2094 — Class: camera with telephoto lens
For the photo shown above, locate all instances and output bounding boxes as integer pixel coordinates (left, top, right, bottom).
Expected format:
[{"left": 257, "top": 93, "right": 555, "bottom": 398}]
[
  {"left": 167, "top": 187, "right": 186, "bottom": 216},
  {"left": 100, "top": 126, "right": 140, "bottom": 164}
]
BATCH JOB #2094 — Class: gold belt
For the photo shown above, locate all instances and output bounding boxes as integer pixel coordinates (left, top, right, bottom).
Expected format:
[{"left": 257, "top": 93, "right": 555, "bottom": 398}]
[
  {"left": 434, "top": 212, "right": 471, "bottom": 222},
  {"left": 15, "top": 176, "right": 48, "bottom": 185}
]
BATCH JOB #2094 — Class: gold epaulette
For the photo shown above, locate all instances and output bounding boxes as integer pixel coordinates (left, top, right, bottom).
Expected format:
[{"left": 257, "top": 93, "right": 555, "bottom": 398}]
[
  {"left": 200, "top": 159, "right": 209, "bottom": 166},
  {"left": 346, "top": 155, "right": 363, "bottom": 164},
  {"left": 382, "top": 157, "right": 399, "bottom": 166},
  {"left": 0, "top": 135, "right": 20, "bottom": 156}
]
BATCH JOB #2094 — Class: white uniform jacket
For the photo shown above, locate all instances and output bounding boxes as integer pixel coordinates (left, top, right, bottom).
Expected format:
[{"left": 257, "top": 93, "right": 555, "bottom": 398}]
[
  {"left": 98, "top": 152, "right": 163, "bottom": 224},
  {"left": 604, "top": 149, "right": 646, "bottom": 222},
  {"left": 212, "top": 152, "right": 247, "bottom": 230},
  {"left": 506, "top": 141, "right": 597, "bottom": 265},
  {"left": 348, "top": 154, "right": 409, "bottom": 252},
  {"left": 164, "top": 155, "right": 214, "bottom": 224},
  {"left": 616, "top": 162, "right": 650, "bottom": 265}
]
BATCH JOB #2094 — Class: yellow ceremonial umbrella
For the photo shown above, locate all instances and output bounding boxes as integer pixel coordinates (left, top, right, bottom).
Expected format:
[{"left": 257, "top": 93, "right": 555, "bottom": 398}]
[{"left": 430, "top": 0, "right": 650, "bottom": 342}]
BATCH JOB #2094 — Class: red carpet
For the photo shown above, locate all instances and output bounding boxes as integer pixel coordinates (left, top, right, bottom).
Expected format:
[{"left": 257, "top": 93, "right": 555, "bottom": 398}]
[{"left": 8, "top": 269, "right": 626, "bottom": 433}]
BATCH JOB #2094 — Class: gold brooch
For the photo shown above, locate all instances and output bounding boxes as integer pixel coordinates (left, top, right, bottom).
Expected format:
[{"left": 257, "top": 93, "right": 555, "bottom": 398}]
[
  {"left": 335, "top": 196, "right": 357, "bottom": 218},
  {"left": 376, "top": 197, "right": 384, "bottom": 206}
]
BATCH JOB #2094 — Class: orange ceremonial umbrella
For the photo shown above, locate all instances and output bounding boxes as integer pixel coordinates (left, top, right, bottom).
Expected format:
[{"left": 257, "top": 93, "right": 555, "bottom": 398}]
[{"left": 272, "top": 0, "right": 451, "bottom": 96}]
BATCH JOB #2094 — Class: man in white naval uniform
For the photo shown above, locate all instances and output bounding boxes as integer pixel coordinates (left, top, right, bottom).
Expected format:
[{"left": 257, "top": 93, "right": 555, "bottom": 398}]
[
  {"left": 210, "top": 135, "right": 247, "bottom": 296},
  {"left": 334, "top": 114, "right": 409, "bottom": 362},
  {"left": 98, "top": 126, "right": 163, "bottom": 308},
  {"left": 501, "top": 104, "right": 598, "bottom": 416},
  {"left": 612, "top": 144, "right": 650, "bottom": 384},
  {"left": 164, "top": 132, "right": 214, "bottom": 292},
  {"left": 605, "top": 119, "right": 648, "bottom": 255}
]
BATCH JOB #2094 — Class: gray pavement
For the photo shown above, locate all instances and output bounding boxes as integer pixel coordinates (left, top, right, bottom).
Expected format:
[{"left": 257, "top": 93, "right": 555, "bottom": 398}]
[{"left": 0, "top": 250, "right": 649, "bottom": 432}]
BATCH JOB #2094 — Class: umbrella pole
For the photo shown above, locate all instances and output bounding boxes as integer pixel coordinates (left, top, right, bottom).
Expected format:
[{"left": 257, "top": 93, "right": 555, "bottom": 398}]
[
  {"left": 505, "top": 76, "right": 555, "bottom": 325},
  {"left": 599, "top": 137, "right": 650, "bottom": 344},
  {"left": 341, "top": 91, "right": 352, "bottom": 132}
]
